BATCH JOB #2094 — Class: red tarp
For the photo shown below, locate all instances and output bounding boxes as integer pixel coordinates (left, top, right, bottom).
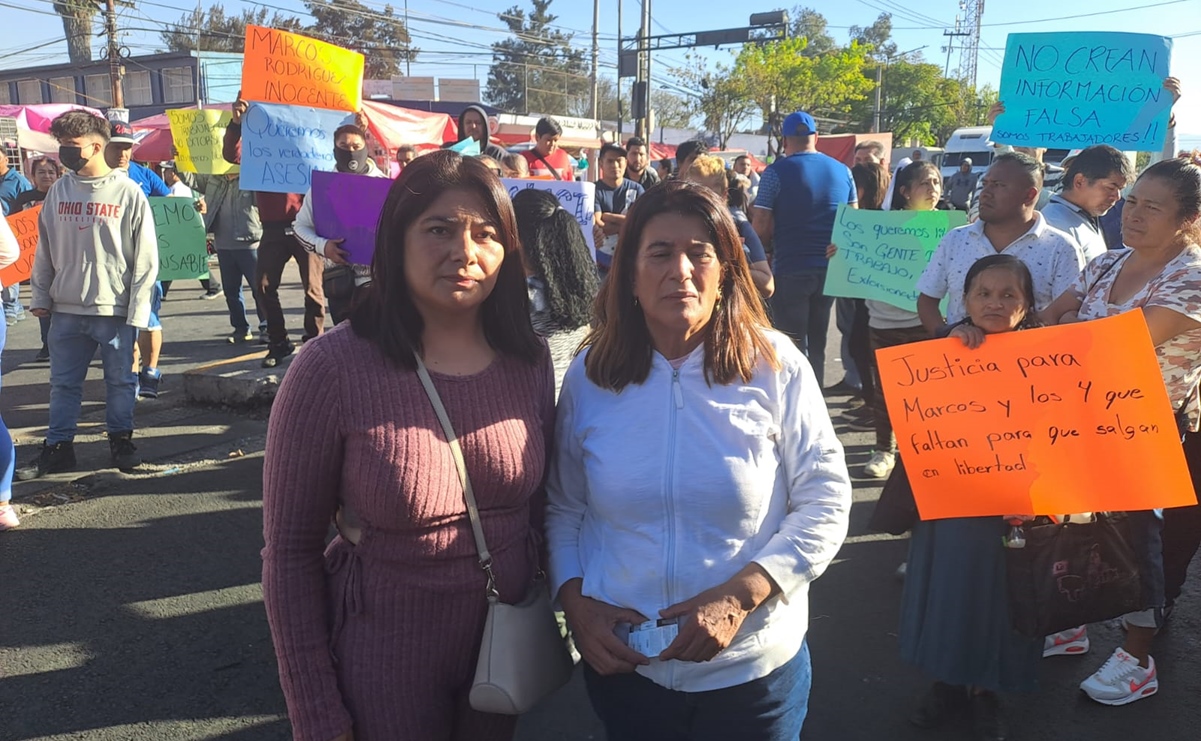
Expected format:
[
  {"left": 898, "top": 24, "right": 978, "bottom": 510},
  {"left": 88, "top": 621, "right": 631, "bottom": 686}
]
[
  {"left": 0, "top": 103, "right": 105, "bottom": 153},
  {"left": 131, "top": 101, "right": 457, "bottom": 163},
  {"left": 815, "top": 133, "right": 894, "bottom": 168}
]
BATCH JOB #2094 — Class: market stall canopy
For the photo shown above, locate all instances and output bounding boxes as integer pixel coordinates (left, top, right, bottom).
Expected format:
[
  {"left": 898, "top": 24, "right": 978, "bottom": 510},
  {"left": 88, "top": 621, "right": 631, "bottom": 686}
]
[
  {"left": 0, "top": 103, "right": 106, "bottom": 153},
  {"left": 489, "top": 113, "right": 602, "bottom": 150},
  {"left": 131, "top": 100, "right": 457, "bottom": 163}
]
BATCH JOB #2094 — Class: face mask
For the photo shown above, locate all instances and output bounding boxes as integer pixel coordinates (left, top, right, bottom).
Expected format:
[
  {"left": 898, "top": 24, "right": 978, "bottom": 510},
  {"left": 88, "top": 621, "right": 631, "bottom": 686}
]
[
  {"left": 334, "top": 147, "right": 370, "bottom": 174},
  {"left": 59, "top": 144, "right": 93, "bottom": 173}
]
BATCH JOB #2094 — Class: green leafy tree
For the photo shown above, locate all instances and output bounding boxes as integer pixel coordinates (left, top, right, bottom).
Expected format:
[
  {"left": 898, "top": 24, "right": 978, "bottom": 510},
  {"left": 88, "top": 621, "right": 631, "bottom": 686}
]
[
  {"left": 650, "top": 89, "right": 696, "bottom": 130},
  {"left": 303, "top": 0, "right": 415, "bottom": 79},
  {"left": 843, "top": 59, "right": 998, "bottom": 144},
  {"left": 790, "top": 6, "right": 837, "bottom": 56},
  {"left": 850, "top": 13, "right": 897, "bottom": 62},
  {"left": 486, "top": 0, "right": 587, "bottom": 114},
  {"left": 734, "top": 37, "right": 874, "bottom": 147},
  {"left": 160, "top": 4, "right": 303, "bottom": 53}
]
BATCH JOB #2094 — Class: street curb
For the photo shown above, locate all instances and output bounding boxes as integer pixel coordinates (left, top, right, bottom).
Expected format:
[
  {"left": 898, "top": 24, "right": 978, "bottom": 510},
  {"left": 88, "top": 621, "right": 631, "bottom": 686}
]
[{"left": 182, "top": 351, "right": 288, "bottom": 408}]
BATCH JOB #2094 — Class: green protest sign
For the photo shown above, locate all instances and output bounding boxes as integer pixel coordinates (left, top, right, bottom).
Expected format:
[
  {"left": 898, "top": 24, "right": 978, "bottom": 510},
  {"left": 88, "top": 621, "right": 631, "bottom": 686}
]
[
  {"left": 149, "top": 196, "right": 209, "bottom": 281},
  {"left": 824, "top": 206, "right": 967, "bottom": 311}
]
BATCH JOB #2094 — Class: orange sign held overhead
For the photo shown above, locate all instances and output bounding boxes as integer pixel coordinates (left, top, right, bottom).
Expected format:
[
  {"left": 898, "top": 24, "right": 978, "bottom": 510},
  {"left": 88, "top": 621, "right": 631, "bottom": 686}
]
[
  {"left": 241, "top": 25, "right": 364, "bottom": 112},
  {"left": 1, "top": 205, "right": 41, "bottom": 287},
  {"left": 876, "top": 311, "right": 1196, "bottom": 520}
]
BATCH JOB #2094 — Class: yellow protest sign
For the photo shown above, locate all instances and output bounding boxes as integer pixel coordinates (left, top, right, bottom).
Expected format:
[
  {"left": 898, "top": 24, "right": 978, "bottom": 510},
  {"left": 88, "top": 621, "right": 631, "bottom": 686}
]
[
  {"left": 241, "top": 25, "right": 364, "bottom": 112},
  {"left": 167, "top": 109, "right": 239, "bottom": 175},
  {"left": 876, "top": 311, "right": 1196, "bottom": 520}
]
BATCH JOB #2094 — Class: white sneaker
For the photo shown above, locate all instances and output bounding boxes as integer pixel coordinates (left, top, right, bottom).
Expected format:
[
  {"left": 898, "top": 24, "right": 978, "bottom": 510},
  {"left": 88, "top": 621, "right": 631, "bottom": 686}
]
[
  {"left": 1080, "top": 648, "right": 1158, "bottom": 706},
  {"left": 1043, "top": 626, "right": 1089, "bottom": 657},
  {"left": 863, "top": 450, "right": 896, "bottom": 478}
]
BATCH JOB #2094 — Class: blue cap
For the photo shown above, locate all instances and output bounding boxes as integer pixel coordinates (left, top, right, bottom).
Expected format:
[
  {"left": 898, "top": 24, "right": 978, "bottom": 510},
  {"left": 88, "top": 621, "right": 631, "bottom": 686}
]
[{"left": 782, "top": 111, "right": 817, "bottom": 137}]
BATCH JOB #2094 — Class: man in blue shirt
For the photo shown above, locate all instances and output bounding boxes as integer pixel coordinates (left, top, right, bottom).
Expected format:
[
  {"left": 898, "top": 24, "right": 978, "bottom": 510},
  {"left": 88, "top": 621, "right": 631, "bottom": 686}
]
[
  {"left": 0, "top": 148, "right": 33, "bottom": 216},
  {"left": 1, "top": 147, "right": 35, "bottom": 322},
  {"left": 105, "top": 122, "right": 170, "bottom": 397},
  {"left": 752, "top": 111, "right": 857, "bottom": 386},
  {"left": 594, "top": 142, "right": 644, "bottom": 275}
]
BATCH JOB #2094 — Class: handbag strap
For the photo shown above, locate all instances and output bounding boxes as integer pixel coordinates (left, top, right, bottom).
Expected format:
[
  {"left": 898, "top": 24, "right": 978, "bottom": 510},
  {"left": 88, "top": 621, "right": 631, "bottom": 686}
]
[
  {"left": 533, "top": 151, "right": 564, "bottom": 181},
  {"left": 413, "top": 353, "right": 500, "bottom": 600}
]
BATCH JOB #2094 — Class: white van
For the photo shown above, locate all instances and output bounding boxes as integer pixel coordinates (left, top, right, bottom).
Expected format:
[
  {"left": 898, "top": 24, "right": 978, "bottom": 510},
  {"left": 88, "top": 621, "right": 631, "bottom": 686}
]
[{"left": 941, "top": 126, "right": 994, "bottom": 181}]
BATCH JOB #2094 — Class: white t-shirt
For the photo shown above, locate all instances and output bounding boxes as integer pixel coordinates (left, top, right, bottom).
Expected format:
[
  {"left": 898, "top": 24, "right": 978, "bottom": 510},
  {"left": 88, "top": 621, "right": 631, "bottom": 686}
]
[
  {"left": 168, "top": 181, "right": 193, "bottom": 198},
  {"left": 916, "top": 212, "right": 1085, "bottom": 324}
]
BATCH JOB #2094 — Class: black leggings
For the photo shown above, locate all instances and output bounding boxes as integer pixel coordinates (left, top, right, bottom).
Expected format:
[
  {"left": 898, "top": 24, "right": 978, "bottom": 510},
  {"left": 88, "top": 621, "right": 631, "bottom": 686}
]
[{"left": 1163, "top": 429, "right": 1201, "bottom": 607}]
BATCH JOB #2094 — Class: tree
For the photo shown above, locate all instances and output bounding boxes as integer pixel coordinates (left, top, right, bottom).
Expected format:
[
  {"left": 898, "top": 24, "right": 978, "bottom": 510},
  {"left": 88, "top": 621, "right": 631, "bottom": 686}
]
[
  {"left": 160, "top": 4, "right": 303, "bottom": 54},
  {"left": 303, "top": 0, "right": 415, "bottom": 79},
  {"left": 53, "top": 1, "right": 101, "bottom": 64},
  {"left": 161, "top": 1, "right": 415, "bottom": 78},
  {"left": 669, "top": 53, "right": 754, "bottom": 148},
  {"left": 734, "top": 37, "right": 874, "bottom": 149},
  {"left": 650, "top": 89, "right": 695, "bottom": 130},
  {"left": 849, "top": 13, "right": 897, "bottom": 62},
  {"left": 841, "top": 59, "right": 997, "bottom": 144},
  {"left": 486, "top": 0, "right": 586, "bottom": 114},
  {"left": 790, "top": 6, "right": 837, "bottom": 56}
]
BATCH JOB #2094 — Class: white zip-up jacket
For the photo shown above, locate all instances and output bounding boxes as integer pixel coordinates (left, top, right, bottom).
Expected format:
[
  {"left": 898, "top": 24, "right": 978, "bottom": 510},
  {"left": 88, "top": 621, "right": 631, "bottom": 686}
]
[{"left": 547, "top": 330, "right": 852, "bottom": 692}]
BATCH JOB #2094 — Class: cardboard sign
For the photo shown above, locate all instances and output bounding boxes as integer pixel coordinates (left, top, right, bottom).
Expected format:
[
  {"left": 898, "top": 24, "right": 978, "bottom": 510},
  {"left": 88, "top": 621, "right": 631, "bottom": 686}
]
[
  {"left": 238, "top": 102, "right": 352, "bottom": 194},
  {"left": 824, "top": 206, "right": 966, "bottom": 311},
  {"left": 149, "top": 197, "right": 209, "bottom": 281},
  {"left": 0, "top": 205, "right": 41, "bottom": 286},
  {"left": 877, "top": 312, "right": 1195, "bottom": 520},
  {"left": 310, "top": 170, "right": 393, "bottom": 265},
  {"left": 993, "top": 32, "right": 1173, "bottom": 151},
  {"left": 501, "top": 178, "right": 597, "bottom": 258},
  {"left": 241, "top": 25, "right": 364, "bottom": 112},
  {"left": 167, "top": 109, "right": 239, "bottom": 175}
]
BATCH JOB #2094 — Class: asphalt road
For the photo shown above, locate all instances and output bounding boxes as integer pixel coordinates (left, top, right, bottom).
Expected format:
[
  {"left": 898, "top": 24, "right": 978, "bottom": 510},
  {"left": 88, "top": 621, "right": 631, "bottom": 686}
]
[{"left": 2, "top": 283, "right": 1200, "bottom": 740}]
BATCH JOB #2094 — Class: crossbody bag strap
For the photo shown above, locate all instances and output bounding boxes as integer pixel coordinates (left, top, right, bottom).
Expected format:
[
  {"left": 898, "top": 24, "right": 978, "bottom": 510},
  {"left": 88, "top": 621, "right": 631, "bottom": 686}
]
[
  {"left": 413, "top": 353, "right": 499, "bottom": 599},
  {"left": 533, "top": 151, "right": 564, "bottom": 181}
]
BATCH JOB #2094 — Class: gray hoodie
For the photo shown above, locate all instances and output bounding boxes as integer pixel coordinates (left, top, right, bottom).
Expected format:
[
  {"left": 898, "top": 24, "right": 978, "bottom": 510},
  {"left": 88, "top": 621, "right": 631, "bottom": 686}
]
[{"left": 30, "top": 169, "right": 159, "bottom": 328}]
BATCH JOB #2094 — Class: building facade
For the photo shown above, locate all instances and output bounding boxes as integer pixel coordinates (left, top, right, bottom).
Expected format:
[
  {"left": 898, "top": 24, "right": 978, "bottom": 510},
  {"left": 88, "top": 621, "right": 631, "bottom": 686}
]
[{"left": 0, "top": 51, "right": 243, "bottom": 121}]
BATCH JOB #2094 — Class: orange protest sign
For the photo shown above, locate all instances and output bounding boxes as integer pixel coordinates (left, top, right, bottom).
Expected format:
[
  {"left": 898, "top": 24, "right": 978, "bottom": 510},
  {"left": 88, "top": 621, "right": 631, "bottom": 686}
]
[
  {"left": 241, "top": 25, "right": 364, "bottom": 112},
  {"left": 1, "top": 205, "right": 41, "bottom": 287},
  {"left": 876, "top": 311, "right": 1196, "bottom": 520}
]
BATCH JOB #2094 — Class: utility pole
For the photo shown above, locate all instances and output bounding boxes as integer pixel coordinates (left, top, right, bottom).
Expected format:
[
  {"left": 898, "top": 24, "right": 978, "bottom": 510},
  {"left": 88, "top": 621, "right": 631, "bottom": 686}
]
[
  {"left": 871, "top": 64, "right": 882, "bottom": 133},
  {"left": 590, "top": 0, "right": 600, "bottom": 120},
  {"left": 635, "top": 0, "right": 651, "bottom": 139},
  {"left": 943, "top": 28, "right": 970, "bottom": 78},
  {"left": 405, "top": 0, "right": 412, "bottom": 76},
  {"left": 104, "top": 0, "right": 124, "bottom": 111},
  {"left": 617, "top": 0, "right": 623, "bottom": 137}
]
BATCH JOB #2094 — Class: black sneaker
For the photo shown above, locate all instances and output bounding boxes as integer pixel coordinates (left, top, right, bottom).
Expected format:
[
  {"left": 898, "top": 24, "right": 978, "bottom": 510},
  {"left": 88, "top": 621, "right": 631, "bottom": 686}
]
[
  {"left": 261, "top": 341, "right": 296, "bottom": 368},
  {"left": 970, "top": 692, "right": 1008, "bottom": 741},
  {"left": 108, "top": 431, "right": 143, "bottom": 471},
  {"left": 910, "top": 682, "right": 968, "bottom": 729},
  {"left": 15, "top": 440, "right": 77, "bottom": 481},
  {"left": 35, "top": 344, "right": 51, "bottom": 363}
]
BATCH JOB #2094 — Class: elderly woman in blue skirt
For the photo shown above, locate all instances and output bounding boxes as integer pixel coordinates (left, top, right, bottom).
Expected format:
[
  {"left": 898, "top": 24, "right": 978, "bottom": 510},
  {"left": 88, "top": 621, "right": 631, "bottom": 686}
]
[{"left": 899, "top": 255, "right": 1046, "bottom": 741}]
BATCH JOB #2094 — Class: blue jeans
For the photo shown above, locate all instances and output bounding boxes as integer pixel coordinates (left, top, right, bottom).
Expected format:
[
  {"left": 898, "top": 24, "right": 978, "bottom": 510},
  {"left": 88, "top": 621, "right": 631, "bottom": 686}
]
[
  {"left": 583, "top": 641, "right": 811, "bottom": 741},
  {"left": 835, "top": 297, "right": 862, "bottom": 389},
  {"left": 2, "top": 284, "right": 22, "bottom": 318},
  {"left": 47, "top": 313, "right": 138, "bottom": 444},
  {"left": 217, "top": 248, "right": 264, "bottom": 333},
  {"left": 769, "top": 270, "right": 835, "bottom": 387},
  {"left": 0, "top": 316, "right": 13, "bottom": 503}
]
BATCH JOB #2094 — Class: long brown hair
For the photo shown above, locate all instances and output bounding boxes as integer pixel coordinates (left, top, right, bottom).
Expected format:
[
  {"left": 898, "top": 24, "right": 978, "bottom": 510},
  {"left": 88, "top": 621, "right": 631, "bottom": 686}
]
[
  {"left": 583, "top": 180, "right": 778, "bottom": 390},
  {"left": 349, "top": 150, "right": 541, "bottom": 368}
]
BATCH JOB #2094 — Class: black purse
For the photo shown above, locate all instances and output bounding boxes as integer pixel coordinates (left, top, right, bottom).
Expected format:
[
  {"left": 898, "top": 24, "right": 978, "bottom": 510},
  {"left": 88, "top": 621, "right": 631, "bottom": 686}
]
[
  {"left": 867, "top": 455, "right": 919, "bottom": 535},
  {"left": 1005, "top": 513, "right": 1143, "bottom": 637}
]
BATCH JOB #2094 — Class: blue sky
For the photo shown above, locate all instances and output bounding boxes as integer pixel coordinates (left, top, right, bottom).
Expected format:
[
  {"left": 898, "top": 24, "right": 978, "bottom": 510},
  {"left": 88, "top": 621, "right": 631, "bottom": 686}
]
[{"left": 4, "top": 0, "right": 1199, "bottom": 147}]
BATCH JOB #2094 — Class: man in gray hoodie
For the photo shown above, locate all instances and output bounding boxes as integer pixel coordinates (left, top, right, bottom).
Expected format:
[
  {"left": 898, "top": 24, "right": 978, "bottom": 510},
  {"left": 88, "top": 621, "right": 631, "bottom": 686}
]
[
  {"left": 18, "top": 111, "right": 158, "bottom": 479},
  {"left": 449, "top": 104, "right": 508, "bottom": 161}
]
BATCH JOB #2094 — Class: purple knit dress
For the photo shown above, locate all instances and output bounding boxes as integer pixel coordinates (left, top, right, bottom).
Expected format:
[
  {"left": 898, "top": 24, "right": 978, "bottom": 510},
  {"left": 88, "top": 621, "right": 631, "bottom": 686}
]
[{"left": 262, "top": 324, "right": 554, "bottom": 741}]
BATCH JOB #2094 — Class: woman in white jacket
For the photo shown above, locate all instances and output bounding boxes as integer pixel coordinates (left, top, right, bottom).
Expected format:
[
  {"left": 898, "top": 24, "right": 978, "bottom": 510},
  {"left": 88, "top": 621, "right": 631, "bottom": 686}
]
[{"left": 546, "top": 180, "right": 852, "bottom": 740}]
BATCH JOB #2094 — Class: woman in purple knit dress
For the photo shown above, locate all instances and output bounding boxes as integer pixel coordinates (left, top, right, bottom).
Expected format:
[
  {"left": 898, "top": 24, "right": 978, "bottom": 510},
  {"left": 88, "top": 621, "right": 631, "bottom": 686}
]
[{"left": 261, "top": 151, "right": 553, "bottom": 741}]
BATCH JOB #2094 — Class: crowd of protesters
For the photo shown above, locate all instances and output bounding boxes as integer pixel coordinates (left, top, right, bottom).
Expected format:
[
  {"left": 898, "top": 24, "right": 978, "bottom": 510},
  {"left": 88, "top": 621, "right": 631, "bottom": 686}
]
[{"left": 1, "top": 76, "right": 1200, "bottom": 741}]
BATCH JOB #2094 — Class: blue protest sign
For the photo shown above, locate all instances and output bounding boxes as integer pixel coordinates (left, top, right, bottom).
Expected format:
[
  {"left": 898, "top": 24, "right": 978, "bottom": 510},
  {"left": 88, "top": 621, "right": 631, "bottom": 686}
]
[
  {"left": 238, "top": 102, "right": 353, "bottom": 193},
  {"left": 993, "top": 32, "right": 1173, "bottom": 151}
]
